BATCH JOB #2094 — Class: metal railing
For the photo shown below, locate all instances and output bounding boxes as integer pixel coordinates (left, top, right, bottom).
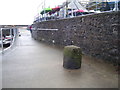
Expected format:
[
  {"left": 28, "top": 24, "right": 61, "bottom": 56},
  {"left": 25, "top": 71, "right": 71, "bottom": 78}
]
[
  {"left": 34, "top": 0, "right": 120, "bottom": 23},
  {"left": 0, "top": 27, "right": 18, "bottom": 54}
]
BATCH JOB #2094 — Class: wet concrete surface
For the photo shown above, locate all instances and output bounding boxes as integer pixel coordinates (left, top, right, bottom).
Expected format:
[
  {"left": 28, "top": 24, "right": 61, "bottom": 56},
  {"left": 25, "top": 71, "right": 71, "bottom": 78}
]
[{"left": 2, "top": 29, "right": 118, "bottom": 88}]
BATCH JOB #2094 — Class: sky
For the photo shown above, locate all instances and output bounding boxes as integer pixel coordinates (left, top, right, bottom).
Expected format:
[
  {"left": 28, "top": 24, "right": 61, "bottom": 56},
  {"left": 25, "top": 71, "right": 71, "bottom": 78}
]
[
  {"left": 0, "top": 0, "right": 66, "bottom": 25},
  {"left": 0, "top": 0, "right": 118, "bottom": 25}
]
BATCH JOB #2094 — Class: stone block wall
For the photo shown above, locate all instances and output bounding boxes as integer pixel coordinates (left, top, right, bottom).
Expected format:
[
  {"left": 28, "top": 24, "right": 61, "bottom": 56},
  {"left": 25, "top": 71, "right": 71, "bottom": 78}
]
[{"left": 32, "top": 11, "right": 119, "bottom": 64}]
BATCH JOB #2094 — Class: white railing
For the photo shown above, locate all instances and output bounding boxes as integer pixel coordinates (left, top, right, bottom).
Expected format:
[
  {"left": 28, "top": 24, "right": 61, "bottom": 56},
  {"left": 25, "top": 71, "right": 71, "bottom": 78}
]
[
  {"left": 0, "top": 27, "right": 18, "bottom": 54},
  {"left": 34, "top": 0, "right": 119, "bottom": 23},
  {"left": 0, "top": 28, "right": 3, "bottom": 53}
]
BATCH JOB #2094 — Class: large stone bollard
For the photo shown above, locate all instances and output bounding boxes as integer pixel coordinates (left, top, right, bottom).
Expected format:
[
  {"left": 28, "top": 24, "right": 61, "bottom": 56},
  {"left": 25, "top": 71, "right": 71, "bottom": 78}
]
[{"left": 63, "top": 45, "right": 82, "bottom": 69}]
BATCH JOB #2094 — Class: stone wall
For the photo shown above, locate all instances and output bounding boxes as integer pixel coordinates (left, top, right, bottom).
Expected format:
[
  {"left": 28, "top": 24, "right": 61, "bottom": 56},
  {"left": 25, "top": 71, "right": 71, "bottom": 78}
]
[{"left": 32, "top": 11, "right": 119, "bottom": 64}]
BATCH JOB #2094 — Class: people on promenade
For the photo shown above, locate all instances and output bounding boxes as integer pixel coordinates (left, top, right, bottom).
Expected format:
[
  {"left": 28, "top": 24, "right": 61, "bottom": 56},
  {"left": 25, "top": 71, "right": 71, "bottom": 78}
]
[{"left": 30, "top": 25, "right": 32, "bottom": 33}]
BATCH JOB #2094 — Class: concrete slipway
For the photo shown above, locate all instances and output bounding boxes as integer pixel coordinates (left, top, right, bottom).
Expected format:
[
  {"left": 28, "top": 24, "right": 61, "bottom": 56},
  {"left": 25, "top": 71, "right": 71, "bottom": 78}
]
[{"left": 2, "top": 29, "right": 118, "bottom": 88}]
